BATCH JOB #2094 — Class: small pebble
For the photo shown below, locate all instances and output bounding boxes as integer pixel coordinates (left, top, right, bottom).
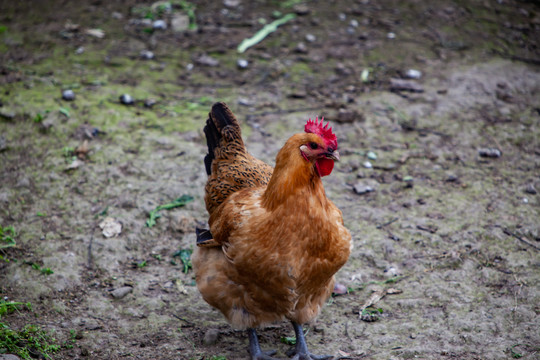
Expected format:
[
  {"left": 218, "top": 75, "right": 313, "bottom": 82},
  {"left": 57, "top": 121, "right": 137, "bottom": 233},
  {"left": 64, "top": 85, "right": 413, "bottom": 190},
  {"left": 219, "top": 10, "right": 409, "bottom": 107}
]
[
  {"left": 0, "top": 354, "right": 21, "bottom": 360},
  {"left": 338, "top": 13, "right": 346, "bottom": 21},
  {"left": 390, "top": 78, "right": 424, "bottom": 92},
  {"left": 120, "top": 94, "right": 134, "bottom": 105},
  {"left": 384, "top": 266, "right": 399, "bottom": 277},
  {"left": 62, "top": 89, "right": 75, "bottom": 101},
  {"left": 111, "top": 286, "right": 133, "bottom": 299},
  {"left": 446, "top": 174, "right": 458, "bottom": 182},
  {"left": 353, "top": 184, "right": 374, "bottom": 195},
  {"left": 363, "top": 161, "right": 372, "bottom": 169},
  {"left": 237, "top": 59, "right": 249, "bottom": 69},
  {"left": 387, "top": 32, "right": 396, "bottom": 39},
  {"left": 203, "top": 328, "right": 220, "bottom": 345},
  {"left": 186, "top": 63, "right": 194, "bottom": 71},
  {"left": 524, "top": 184, "right": 537, "bottom": 195},
  {"left": 140, "top": 18, "right": 152, "bottom": 27},
  {"left": 293, "top": 4, "right": 310, "bottom": 15},
  {"left": 16, "top": 177, "right": 30, "bottom": 188},
  {"left": 405, "top": 69, "right": 422, "bottom": 79},
  {"left": 0, "top": 135, "right": 7, "bottom": 152},
  {"left": 75, "top": 46, "right": 85, "bottom": 54},
  {"left": 223, "top": 0, "right": 241, "bottom": 7},
  {"left": 144, "top": 99, "right": 157, "bottom": 108},
  {"left": 171, "top": 13, "right": 190, "bottom": 32},
  {"left": 153, "top": 20, "right": 167, "bottom": 30},
  {"left": 305, "top": 33, "right": 316, "bottom": 42},
  {"left": 140, "top": 50, "right": 155, "bottom": 60},
  {"left": 333, "top": 283, "right": 348, "bottom": 295},
  {"left": 350, "top": 19, "right": 359, "bottom": 27},
  {"left": 237, "top": 98, "right": 252, "bottom": 106},
  {"left": 478, "top": 148, "right": 502, "bottom": 158},
  {"left": 195, "top": 55, "right": 219, "bottom": 67},
  {"left": 295, "top": 42, "right": 308, "bottom": 54},
  {"left": 0, "top": 111, "right": 15, "bottom": 120},
  {"left": 367, "top": 151, "right": 377, "bottom": 160}
]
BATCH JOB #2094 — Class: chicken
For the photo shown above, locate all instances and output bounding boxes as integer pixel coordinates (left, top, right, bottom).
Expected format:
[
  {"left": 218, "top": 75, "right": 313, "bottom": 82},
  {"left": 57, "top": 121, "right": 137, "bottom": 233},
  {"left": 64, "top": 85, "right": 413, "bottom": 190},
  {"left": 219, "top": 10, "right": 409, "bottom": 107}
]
[{"left": 193, "top": 102, "right": 352, "bottom": 360}]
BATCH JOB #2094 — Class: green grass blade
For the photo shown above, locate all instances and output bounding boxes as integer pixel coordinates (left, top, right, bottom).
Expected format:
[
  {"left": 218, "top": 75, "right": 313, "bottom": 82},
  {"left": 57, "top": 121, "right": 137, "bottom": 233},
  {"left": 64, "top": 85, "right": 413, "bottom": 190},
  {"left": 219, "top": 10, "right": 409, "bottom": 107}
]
[{"left": 237, "top": 13, "right": 296, "bottom": 53}]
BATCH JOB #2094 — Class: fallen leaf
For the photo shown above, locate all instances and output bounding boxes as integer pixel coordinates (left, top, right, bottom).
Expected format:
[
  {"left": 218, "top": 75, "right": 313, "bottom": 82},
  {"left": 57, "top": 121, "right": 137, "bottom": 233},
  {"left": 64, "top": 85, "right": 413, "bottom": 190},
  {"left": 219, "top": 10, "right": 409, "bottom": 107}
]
[
  {"left": 360, "top": 288, "right": 387, "bottom": 311},
  {"left": 85, "top": 28, "right": 105, "bottom": 38},
  {"left": 359, "top": 286, "right": 403, "bottom": 320},
  {"left": 175, "top": 279, "right": 188, "bottom": 295},
  {"left": 64, "top": 21, "right": 79, "bottom": 31},
  {"left": 65, "top": 158, "right": 84, "bottom": 171},
  {"left": 75, "top": 140, "right": 90, "bottom": 159},
  {"left": 338, "top": 350, "right": 351, "bottom": 357},
  {"left": 99, "top": 217, "right": 122, "bottom": 238}
]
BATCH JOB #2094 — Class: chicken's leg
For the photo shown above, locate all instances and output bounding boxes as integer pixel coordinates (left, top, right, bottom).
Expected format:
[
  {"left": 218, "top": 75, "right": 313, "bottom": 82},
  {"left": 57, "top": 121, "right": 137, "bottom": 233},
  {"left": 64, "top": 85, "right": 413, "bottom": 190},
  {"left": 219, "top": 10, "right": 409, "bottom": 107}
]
[
  {"left": 248, "top": 328, "right": 278, "bottom": 360},
  {"left": 288, "top": 322, "right": 332, "bottom": 360}
]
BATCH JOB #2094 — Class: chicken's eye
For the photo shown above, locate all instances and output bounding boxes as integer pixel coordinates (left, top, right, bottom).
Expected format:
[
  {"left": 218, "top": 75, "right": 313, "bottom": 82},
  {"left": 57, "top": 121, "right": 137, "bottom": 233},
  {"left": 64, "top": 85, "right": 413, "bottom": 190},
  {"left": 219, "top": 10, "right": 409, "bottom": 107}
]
[{"left": 309, "top": 142, "right": 318, "bottom": 150}]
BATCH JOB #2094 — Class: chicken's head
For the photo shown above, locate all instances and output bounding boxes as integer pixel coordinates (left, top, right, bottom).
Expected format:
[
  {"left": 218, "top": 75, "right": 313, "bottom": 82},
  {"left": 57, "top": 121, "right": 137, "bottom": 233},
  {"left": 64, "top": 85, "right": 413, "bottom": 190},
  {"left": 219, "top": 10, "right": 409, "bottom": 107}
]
[{"left": 301, "top": 117, "right": 340, "bottom": 177}]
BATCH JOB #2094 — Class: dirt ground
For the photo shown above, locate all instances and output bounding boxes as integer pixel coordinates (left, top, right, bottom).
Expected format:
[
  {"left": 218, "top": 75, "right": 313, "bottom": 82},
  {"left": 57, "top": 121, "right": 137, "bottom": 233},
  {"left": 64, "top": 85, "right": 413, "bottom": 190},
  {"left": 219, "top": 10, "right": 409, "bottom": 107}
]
[{"left": 1, "top": 0, "right": 539, "bottom": 359}]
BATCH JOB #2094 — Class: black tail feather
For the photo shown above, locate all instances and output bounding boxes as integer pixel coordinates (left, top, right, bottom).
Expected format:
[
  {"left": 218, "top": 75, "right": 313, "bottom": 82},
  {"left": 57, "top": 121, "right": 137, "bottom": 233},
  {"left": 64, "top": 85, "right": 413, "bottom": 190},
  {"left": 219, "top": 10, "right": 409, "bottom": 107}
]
[
  {"left": 203, "top": 102, "right": 242, "bottom": 175},
  {"left": 211, "top": 102, "right": 236, "bottom": 129},
  {"left": 203, "top": 117, "right": 219, "bottom": 175}
]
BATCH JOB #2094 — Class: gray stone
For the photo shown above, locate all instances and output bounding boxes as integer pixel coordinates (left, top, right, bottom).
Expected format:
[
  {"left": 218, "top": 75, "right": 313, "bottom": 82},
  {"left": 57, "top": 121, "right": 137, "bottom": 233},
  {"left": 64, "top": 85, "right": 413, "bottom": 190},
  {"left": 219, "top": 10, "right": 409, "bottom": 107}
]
[
  {"left": 203, "top": 328, "right": 220, "bottom": 345},
  {"left": 171, "top": 14, "right": 190, "bottom": 32},
  {"left": 0, "top": 135, "right": 7, "bottom": 152},
  {"left": 120, "top": 94, "right": 134, "bottom": 105},
  {"left": 153, "top": 20, "right": 167, "bottom": 30},
  {"left": 237, "top": 59, "right": 249, "bottom": 69},
  {"left": 0, "top": 354, "right": 21, "bottom": 360},
  {"left": 62, "top": 89, "right": 75, "bottom": 101},
  {"left": 111, "top": 286, "right": 133, "bottom": 299},
  {"left": 478, "top": 147, "right": 502, "bottom": 158},
  {"left": 15, "top": 177, "right": 30, "bottom": 188},
  {"left": 524, "top": 183, "right": 537, "bottom": 195},
  {"left": 353, "top": 183, "right": 374, "bottom": 195},
  {"left": 140, "top": 50, "right": 154, "bottom": 60}
]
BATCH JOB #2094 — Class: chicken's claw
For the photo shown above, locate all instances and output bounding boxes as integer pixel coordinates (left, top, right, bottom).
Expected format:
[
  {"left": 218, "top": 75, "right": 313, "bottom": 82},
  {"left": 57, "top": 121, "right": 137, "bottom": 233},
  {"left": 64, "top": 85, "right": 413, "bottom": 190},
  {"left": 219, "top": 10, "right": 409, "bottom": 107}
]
[
  {"left": 253, "top": 351, "right": 279, "bottom": 360},
  {"left": 248, "top": 328, "right": 280, "bottom": 360},
  {"left": 286, "top": 323, "right": 333, "bottom": 360}
]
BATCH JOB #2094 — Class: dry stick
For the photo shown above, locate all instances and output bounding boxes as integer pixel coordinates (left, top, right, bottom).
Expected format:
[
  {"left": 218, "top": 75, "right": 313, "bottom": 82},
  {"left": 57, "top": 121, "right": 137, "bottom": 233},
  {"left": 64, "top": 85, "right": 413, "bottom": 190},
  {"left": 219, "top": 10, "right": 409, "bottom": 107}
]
[
  {"left": 503, "top": 228, "right": 540, "bottom": 251},
  {"left": 376, "top": 217, "right": 399, "bottom": 229},
  {"left": 87, "top": 227, "right": 96, "bottom": 268},
  {"left": 171, "top": 313, "right": 195, "bottom": 326}
]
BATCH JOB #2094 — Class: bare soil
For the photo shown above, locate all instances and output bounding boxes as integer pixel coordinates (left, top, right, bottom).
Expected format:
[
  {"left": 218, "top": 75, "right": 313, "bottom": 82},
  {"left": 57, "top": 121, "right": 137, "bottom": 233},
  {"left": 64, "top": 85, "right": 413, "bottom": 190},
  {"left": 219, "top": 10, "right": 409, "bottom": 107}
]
[{"left": 0, "top": 1, "right": 539, "bottom": 359}]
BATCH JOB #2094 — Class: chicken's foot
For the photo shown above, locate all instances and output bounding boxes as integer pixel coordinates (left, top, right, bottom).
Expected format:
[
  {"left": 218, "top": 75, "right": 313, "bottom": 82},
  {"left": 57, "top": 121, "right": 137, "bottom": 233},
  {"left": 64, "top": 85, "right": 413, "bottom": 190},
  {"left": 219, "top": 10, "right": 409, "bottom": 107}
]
[
  {"left": 287, "top": 322, "right": 333, "bottom": 360},
  {"left": 248, "top": 328, "right": 279, "bottom": 360}
]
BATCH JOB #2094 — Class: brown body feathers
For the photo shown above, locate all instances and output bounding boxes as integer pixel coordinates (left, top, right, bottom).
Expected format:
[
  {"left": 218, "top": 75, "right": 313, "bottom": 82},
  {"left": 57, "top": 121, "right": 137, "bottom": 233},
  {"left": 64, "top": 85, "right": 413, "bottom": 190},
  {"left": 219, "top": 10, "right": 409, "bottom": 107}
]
[{"left": 193, "top": 102, "right": 352, "bottom": 329}]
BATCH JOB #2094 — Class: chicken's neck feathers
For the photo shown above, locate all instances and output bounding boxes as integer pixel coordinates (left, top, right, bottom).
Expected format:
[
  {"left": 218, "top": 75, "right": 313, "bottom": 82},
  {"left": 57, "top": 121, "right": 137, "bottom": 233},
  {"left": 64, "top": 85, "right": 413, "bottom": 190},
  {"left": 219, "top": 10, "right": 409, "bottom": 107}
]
[{"left": 262, "top": 135, "right": 327, "bottom": 211}]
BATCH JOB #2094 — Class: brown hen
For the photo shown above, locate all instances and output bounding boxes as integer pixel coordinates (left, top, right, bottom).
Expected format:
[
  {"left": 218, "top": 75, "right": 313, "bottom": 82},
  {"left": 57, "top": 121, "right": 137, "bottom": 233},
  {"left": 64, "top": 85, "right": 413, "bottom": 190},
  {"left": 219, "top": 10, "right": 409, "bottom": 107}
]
[{"left": 193, "top": 102, "right": 351, "bottom": 360}]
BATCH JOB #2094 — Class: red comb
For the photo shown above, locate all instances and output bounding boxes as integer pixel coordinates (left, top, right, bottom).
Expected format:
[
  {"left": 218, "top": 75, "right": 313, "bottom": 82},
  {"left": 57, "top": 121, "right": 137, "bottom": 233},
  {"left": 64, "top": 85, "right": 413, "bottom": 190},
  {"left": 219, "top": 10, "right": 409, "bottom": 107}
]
[{"left": 304, "top": 117, "right": 338, "bottom": 149}]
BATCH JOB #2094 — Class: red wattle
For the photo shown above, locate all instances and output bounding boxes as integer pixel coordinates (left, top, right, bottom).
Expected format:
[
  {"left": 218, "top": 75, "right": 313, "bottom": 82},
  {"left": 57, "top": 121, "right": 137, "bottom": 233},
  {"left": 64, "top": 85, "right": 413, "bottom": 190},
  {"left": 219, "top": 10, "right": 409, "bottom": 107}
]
[{"left": 316, "top": 158, "right": 334, "bottom": 177}]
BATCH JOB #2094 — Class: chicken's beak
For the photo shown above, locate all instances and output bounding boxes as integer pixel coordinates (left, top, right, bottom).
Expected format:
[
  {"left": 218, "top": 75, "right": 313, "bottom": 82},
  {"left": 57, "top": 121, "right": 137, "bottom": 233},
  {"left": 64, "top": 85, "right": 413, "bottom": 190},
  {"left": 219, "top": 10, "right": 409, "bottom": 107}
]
[{"left": 325, "top": 150, "right": 340, "bottom": 162}]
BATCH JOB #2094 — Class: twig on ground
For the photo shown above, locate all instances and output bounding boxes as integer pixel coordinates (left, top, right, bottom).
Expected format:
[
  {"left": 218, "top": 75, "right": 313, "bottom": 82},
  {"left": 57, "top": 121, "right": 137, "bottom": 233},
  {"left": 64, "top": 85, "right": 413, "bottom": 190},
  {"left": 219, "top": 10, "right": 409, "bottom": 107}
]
[{"left": 503, "top": 228, "right": 540, "bottom": 251}]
